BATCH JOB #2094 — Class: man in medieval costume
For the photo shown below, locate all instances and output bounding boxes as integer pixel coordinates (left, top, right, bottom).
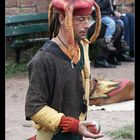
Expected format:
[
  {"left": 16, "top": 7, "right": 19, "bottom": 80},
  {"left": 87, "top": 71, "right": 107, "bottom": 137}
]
[
  {"left": 25, "top": 0, "right": 104, "bottom": 139},
  {"left": 25, "top": 0, "right": 134, "bottom": 139}
]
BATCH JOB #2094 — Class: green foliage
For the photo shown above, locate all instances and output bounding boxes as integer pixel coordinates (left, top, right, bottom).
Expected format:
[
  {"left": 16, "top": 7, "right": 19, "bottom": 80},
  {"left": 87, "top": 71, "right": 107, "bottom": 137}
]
[
  {"left": 5, "top": 61, "right": 27, "bottom": 78},
  {"left": 106, "top": 123, "right": 134, "bottom": 140}
]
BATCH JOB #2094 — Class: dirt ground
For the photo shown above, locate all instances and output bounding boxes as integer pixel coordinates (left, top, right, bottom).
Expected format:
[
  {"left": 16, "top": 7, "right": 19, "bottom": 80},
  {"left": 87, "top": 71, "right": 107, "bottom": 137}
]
[{"left": 5, "top": 62, "right": 135, "bottom": 140}]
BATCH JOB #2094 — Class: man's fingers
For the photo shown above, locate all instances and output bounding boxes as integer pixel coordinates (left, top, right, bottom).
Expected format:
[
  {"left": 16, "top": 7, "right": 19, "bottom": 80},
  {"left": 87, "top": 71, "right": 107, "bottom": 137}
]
[
  {"left": 80, "top": 120, "right": 95, "bottom": 126},
  {"left": 84, "top": 131, "right": 104, "bottom": 139}
]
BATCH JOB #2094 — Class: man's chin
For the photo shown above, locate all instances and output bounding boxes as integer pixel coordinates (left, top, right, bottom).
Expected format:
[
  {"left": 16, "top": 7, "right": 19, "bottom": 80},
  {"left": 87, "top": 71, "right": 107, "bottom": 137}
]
[
  {"left": 79, "top": 35, "right": 86, "bottom": 39},
  {"left": 75, "top": 36, "right": 86, "bottom": 41},
  {"left": 81, "top": 36, "right": 86, "bottom": 40}
]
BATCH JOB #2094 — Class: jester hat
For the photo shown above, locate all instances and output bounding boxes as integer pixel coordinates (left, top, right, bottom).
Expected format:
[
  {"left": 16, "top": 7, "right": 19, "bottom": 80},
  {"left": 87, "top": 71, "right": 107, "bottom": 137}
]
[{"left": 48, "top": 0, "right": 101, "bottom": 44}]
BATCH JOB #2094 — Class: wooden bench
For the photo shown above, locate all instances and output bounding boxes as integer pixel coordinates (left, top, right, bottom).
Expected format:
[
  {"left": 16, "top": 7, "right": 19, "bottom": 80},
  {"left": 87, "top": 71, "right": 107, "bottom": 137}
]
[{"left": 5, "top": 12, "right": 49, "bottom": 63}]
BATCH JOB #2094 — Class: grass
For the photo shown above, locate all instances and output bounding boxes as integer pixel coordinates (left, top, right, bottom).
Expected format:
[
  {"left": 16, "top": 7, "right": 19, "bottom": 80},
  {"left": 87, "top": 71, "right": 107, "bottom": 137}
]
[
  {"left": 106, "top": 123, "right": 134, "bottom": 140},
  {"left": 5, "top": 61, "right": 28, "bottom": 78},
  {"left": 5, "top": 44, "right": 41, "bottom": 78}
]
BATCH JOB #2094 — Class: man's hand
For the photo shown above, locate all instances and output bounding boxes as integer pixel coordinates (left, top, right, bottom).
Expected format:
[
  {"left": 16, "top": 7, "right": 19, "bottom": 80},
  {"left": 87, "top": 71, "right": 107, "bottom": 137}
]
[
  {"left": 59, "top": 116, "right": 104, "bottom": 139},
  {"left": 78, "top": 120, "right": 104, "bottom": 139},
  {"left": 114, "top": 11, "right": 122, "bottom": 18}
]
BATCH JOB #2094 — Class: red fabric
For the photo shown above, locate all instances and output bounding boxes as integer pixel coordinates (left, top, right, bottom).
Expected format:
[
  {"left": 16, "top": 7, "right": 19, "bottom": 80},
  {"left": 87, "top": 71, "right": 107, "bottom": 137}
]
[
  {"left": 52, "top": 0, "right": 95, "bottom": 15},
  {"left": 27, "top": 135, "right": 36, "bottom": 140},
  {"left": 59, "top": 116, "right": 80, "bottom": 134},
  {"left": 73, "top": 8, "right": 92, "bottom": 16},
  {"left": 108, "top": 80, "right": 130, "bottom": 96}
]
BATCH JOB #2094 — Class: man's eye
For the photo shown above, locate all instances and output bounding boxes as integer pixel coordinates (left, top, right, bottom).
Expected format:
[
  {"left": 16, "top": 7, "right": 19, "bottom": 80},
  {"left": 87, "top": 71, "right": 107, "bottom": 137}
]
[
  {"left": 74, "top": 16, "right": 90, "bottom": 22},
  {"left": 78, "top": 17, "right": 84, "bottom": 21}
]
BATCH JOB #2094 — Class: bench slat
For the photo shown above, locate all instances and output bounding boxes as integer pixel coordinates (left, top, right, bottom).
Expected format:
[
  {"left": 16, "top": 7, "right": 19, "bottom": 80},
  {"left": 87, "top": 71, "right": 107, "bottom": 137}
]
[
  {"left": 6, "top": 12, "right": 48, "bottom": 24},
  {"left": 6, "top": 23, "right": 49, "bottom": 36},
  {"left": 9, "top": 38, "right": 48, "bottom": 48},
  {"left": 6, "top": 12, "right": 49, "bottom": 63}
]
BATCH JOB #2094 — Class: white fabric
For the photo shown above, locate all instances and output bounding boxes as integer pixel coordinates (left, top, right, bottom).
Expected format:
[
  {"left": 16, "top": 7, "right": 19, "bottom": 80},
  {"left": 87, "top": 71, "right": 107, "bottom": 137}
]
[{"left": 88, "top": 100, "right": 135, "bottom": 112}]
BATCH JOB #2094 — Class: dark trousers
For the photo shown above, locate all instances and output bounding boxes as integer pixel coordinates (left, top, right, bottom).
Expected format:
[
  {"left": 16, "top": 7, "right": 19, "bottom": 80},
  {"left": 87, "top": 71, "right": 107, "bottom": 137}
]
[
  {"left": 120, "top": 13, "right": 135, "bottom": 52},
  {"left": 52, "top": 132, "right": 83, "bottom": 140}
]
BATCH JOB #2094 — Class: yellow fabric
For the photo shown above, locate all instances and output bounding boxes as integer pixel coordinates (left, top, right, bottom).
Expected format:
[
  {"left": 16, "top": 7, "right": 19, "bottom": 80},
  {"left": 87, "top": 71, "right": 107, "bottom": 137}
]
[
  {"left": 33, "top": 121, "right": 42, "bottom": 130},
  {"left": 79, "top": 40, "right": 90, "bottom": 121},
  {"left": 89, "top": 2, "right": 101, "bottom": 44},
  {"left": 36, "top": 129, "right": 54, "bottom": 140},
  {"left": 31, "top": 105, "right": 64, "bottom": 132},
  {"left": 48, "top": 1, "right": 53, "bottom": 26},
  {"left": 89, "top": 79, "right": 121, "bottom": 98}
]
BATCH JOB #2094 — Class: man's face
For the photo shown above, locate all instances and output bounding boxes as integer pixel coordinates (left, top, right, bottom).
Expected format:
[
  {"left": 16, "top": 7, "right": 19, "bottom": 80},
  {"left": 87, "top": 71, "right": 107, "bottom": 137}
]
[{"left": 73, "top": 15, "right": 91, "bottom": 41}]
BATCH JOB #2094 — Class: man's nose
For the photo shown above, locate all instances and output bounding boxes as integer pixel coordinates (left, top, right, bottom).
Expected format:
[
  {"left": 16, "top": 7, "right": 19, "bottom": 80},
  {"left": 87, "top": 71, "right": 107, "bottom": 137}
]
[{"left": 84, "top": 19, "right": 89, "bottom": 29}]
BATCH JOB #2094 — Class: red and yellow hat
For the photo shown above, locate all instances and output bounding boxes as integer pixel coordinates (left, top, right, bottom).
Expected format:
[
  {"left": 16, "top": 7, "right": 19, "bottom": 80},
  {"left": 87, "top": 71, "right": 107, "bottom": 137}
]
[
  {"left": 48, "top": 0, "right": 101, "bottom": 63},
  {"left": 48, "top": 0, "right": 101, "bottom": 45},
  {"left": 51, "top": 0, "right": 94, "bottom": 16}
]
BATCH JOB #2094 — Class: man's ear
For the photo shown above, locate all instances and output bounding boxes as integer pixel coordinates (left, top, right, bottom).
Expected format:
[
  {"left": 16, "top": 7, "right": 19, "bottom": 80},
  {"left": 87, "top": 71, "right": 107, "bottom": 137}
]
[{"left": 59, "top": 14, "right": 65, "bottom": 25}]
